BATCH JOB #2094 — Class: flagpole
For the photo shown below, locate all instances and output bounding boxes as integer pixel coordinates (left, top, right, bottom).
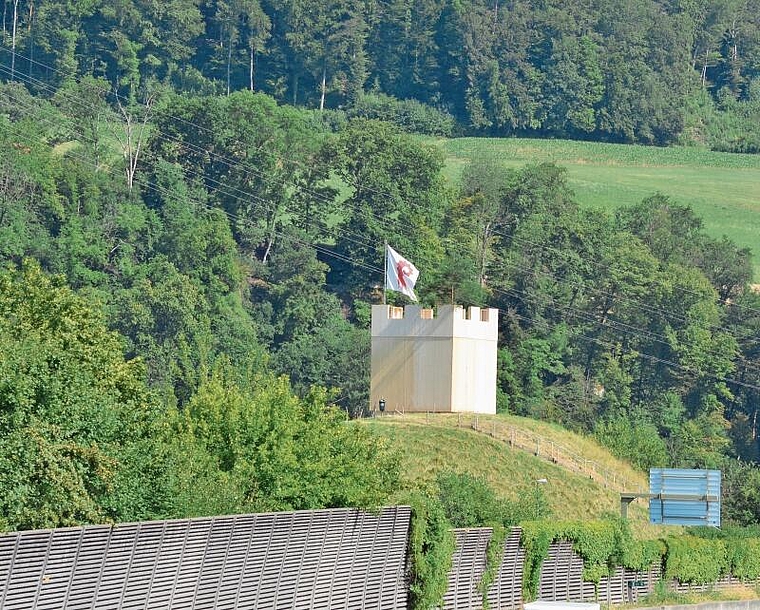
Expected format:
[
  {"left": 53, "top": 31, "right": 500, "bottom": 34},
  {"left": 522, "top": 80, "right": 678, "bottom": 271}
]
[{"left": 382, "top": 241, "right": 387, "bottom": 305}]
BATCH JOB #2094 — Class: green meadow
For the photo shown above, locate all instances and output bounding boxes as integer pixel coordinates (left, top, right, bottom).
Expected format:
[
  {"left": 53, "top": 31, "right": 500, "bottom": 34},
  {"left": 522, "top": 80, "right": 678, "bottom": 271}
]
[
  {"left": 428, "top": 137, "right": 760, "bottom": 278},
  {"left": 363, "top": 413, "right": 670, "bottom": 536}
]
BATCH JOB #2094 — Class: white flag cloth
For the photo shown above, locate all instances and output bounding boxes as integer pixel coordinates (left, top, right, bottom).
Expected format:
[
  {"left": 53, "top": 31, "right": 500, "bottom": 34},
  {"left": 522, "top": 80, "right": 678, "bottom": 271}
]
[{"left": 385, "top": 245, "right": 419, "bottom": 301}]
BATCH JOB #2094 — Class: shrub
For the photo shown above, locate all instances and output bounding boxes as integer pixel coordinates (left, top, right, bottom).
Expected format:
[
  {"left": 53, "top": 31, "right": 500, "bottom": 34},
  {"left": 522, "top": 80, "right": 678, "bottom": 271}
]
[
  {"left": 521, "top": 518, "right": 663, "bottom": 600},
  {"left": 594, "top": 414, "right": 668, "bottom": 471},
  {"left": 728, "top": 538, "right": 760, "bottom": 580},
  {"left": 348, "top": 93, "right": 457, "bottom": 136},
  {"left": 405, "top": 491, "right": 456, "bottom": 610},
  {"left": 664, "top": 536, "right": 729, "bottom": 584},
  {"left": 435, "top": 471, "right": 548, "bottom": 608}
]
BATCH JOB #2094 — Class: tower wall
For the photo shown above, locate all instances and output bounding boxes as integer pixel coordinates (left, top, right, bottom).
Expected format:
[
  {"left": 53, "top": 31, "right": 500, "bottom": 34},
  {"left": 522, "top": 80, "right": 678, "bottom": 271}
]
[{"left": 370, "top": 305, "right": 498, "bottom": 414}]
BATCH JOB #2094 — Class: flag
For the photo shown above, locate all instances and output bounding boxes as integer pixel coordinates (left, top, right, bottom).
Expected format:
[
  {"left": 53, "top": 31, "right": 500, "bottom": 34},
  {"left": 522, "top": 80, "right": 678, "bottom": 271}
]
[{"left": 385, "top": 245, "right": 419, "bottom": 301}]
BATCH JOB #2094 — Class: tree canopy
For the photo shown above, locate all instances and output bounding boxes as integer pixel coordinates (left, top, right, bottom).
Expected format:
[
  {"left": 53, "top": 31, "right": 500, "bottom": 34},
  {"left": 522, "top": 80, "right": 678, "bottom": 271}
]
[
  {"left": 0, "top": 3, "right": 760, "bottom": 529},
  {"left": 2, "top": 0, "right": 760, "bottom": 145}
]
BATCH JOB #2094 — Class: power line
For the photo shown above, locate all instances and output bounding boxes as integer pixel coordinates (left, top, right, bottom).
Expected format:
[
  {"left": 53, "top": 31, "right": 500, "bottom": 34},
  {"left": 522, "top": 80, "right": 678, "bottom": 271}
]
[
  {"left": 0, "top": 75, "right": 383, "bottom": 276},
  {"left": 4, "top": 42, "right": 759, "bottom": 327},
  {"left": 0, "top": 59, "right": 747, "bottom": 335},
  {"left": 500, "top": 307, "right": 760, "bottom": 393},
  {"left": 1, "top": 59, "right": 759, "bottom": 392},
  {"left": 0, "top": 57, "right": 385, "bottom": 259}
]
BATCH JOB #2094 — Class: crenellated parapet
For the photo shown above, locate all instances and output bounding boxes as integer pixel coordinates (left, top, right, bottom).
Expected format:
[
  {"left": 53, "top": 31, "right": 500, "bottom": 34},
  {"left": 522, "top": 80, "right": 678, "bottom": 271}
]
[{"left": 371, "top": 305, "right": 498, "bottom": 340}]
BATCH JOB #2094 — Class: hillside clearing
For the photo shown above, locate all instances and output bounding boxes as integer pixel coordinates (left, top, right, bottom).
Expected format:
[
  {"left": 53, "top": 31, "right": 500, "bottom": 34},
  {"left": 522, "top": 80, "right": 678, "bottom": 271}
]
[{"left": 363, "top": 413, "right": 670, "bottom": 537}]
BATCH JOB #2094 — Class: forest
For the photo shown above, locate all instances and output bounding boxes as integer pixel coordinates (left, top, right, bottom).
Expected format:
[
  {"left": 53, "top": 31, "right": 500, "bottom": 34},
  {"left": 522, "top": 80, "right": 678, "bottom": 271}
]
[
  {"left": 0, "top": 0, "right": 759, "bottom": 537},
  {"left": 2, "top": 0, "right": 760, "bottom": 147}
]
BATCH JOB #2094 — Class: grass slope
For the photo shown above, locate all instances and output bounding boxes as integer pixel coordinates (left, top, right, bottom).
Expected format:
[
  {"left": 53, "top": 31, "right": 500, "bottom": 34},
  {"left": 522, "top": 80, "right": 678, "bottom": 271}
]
[
  {"left": 364, "top": 412, "right": 665, "bottom": 534},
  {"left": 428, "top": 137, "right": 760, "bottom": 278}
]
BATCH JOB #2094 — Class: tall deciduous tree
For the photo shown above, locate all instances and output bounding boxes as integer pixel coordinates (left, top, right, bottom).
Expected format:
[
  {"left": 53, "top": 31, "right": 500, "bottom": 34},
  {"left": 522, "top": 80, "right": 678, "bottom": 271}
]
[
  {"left": 0, "top": 262, "right": 168, "bottom": 529},
  {"left": 174, "top": 364, "right": 399, "bottom": 512},
  {"left": 325, "top": 118, "right": 447, "bottom": 297}
]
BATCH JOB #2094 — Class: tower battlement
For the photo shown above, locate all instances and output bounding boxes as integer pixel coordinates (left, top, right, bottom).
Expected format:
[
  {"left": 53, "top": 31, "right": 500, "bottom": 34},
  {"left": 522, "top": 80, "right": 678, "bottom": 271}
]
[
  {"left": 371, "top": 304, "right": 498, "bottom": 340},
  {"left": 370, "top": 304, "right": 498, "bottom": 414}
]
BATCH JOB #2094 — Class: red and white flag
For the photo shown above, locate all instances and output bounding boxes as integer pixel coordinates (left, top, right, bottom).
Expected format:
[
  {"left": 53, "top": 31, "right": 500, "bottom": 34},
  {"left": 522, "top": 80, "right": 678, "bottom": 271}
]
[{"left": 385, "top": 245, "right": 419, "bottom": 301}]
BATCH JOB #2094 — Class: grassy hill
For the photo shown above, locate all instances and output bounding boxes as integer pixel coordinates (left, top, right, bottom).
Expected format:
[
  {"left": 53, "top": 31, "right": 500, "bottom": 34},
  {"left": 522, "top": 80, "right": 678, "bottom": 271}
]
[
  {"left": 427, "top": 137, "right": 760, "bottom": 278},
  {"left": 364, "top": 412, "right": 670, "bottom": 535}
]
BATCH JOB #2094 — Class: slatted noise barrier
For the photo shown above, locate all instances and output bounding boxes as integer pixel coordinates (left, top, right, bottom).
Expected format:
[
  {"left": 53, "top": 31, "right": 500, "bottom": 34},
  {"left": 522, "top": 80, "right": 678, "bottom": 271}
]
[{"left": 0, "top": 506, "right": 411, "bottom": 610}]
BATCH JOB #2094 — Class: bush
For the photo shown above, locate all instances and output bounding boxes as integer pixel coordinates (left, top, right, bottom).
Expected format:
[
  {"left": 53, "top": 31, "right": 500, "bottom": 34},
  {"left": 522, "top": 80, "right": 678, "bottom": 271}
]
[
  {"left": 728, "top": 538, "right": 760, "bottom": 580},
  {"left": 664, "top": 536, "right": 729, "bottom": 584},
  {"left": 688, "top": 526, "right": 760, "bottom": 580},
  {"left": 405, "top": 491, "right": 456, "bottom": 610},
  {"left": 594, "top": 414, "right": 668, "bottom": 471},
  {"left": 681, "top": 90, "right": 760, "bottom": 153},
  {"left": 521, "top": 518, "right": 663, "bottom": 600},
  {"left": 435, "top": 471, "right": 549, "bottom": 608},
  {"left": 348, "top": 92, "right": 457, "bottom": 136}
]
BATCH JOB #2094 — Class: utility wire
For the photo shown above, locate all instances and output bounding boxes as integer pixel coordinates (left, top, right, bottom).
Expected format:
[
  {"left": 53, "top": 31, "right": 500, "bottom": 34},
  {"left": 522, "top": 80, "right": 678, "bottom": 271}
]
[
  {"left": 0, "top": 74, "right": 383, "bottom": 276},
  {"left": 0, "top": 60, "right": 750, "bottom": 341},
  {"left": 0, "top": 59, "right": 754, "bottom": 354},
  {"left": 1, "top": 60, "right": 759, "bottom": 390},
  {"left": 499, "top": 307, "right": 760, "bottom": 393},
  {"left": 3, "top": 43, "right": 759, "bottom": 326},
  {"left": 0, "top": 57, "right": 384, "bottom": 259}
]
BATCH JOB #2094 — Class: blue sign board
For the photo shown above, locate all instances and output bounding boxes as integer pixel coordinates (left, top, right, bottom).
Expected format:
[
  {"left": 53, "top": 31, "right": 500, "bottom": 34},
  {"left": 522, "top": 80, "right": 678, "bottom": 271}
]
[{"left": 649, "top": 468, "right": 721, "bottom": 527}]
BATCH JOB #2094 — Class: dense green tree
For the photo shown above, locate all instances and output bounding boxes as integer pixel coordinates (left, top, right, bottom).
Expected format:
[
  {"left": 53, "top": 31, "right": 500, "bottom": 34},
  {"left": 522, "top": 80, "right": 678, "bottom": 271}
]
[
  {"left": 272, "top": 313, "right": 370, "bottom": 417},
  {"left": 151, "top": 91, "right": 335, "bottom": 258},
  {"left": 1, "top": 37, "right": 760, "bottom": 527},
  {"left": 725, "top": 291, "right": 760, "bottom": 460},
  {"left": 5, "top": 0, "right": 760, "bottom": 144},
  {"left": 594, "top": 413, "right": 669, "bottom": 470},
  {"left": 326, "top": 118, "right": 447, "bottom": 298},
  {"left": 0, "top": 262, "right": 169, "bottom": 529},
  {"left": 542, "top": 36, "right": 604, "bottom": 135},
  {"left": 365, "top": 0, "right": 444, "bottom": 104},
  {"left": 175, "top": 364, "right": 399, "bottom": 512}
]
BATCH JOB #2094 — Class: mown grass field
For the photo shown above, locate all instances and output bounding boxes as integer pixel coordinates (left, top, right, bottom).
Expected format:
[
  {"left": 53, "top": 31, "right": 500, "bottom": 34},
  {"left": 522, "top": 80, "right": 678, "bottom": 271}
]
[
  {"left": 363, "top": 412, "right": 670, "bottom": 537},
  {"left": 426, "top": 137, "right": 760, "bottom": 278}
]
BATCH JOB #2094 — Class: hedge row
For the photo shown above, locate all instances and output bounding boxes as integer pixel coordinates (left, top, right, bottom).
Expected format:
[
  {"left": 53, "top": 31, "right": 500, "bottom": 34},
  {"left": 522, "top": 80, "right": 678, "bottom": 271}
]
[{"left": 520, "top": 519, "right": 760, "bottom": 600}]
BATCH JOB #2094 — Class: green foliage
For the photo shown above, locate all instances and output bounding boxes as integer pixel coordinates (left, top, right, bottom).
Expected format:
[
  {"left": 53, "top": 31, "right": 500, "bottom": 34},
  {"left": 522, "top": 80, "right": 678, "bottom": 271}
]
[
  {"left": 594, "top": 414, "right": 668, "bottom": 471},
  {"left": 435, "top": 470, "right": 549, "bottom": 527},
  {"left": 688, "top": 526, "right": 760, "bottom": 580},
  {"left": 435, "top": 471, "right": 504, "bottom": 528},
  {"left": 683, "top": 91, "right": 760, "bottom": 153},
  {"left": 405, "top": 491, "right": 456, "bottom": 610},
  {"left": 722, "top": 461, "right": 760, "bottom": 526},
  {"left": 521, "top": 518, "right": 664, "bottom": 600},
  {"left": 1, "top": 20, "right": 760, "bottom": 532},
  {"left": 434, "top": 469, "right": 548, "bottom": 606},
  {"left": 5, "top": 0, "right": 760, "bottom": 144},
  {"left": 348, "top": 93, "right": 456, "bottom": 136},
  {"left": 728, "top": 538, "right": 760, "bottom": 580},
  {"left": 174, "top": 364, "right": 400, "bottom": 513},
  {"left": 0, "top": 261, "right": 168, "bottom": 529},
  {"left": 479, "top": 524, "right": 507, "bottom": 609},
  {"left": 664, "top": 536, "right": 729, "bottom": 584},
  {"left": 326, "top": 118, "right": 448, "bottom": 296},
  {"left": 521, "top": 521, "right": 557, "bottom": 600}
]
